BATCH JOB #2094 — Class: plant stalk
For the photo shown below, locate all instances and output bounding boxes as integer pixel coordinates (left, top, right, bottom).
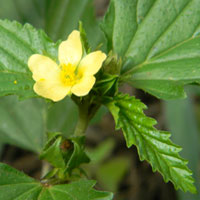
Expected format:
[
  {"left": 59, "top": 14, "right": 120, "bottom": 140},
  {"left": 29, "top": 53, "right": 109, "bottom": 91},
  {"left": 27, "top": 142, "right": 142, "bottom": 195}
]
[{"left": 74, "top": 105, "right": 89, "bottom": 136}]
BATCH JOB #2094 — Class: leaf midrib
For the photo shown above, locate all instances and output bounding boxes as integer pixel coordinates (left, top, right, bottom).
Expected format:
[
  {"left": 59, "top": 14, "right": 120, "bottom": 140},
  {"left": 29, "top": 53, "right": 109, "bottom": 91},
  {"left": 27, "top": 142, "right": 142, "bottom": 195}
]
[
  {"left": 14, "top": 185, "right": 41, "bottom": 200},
  {"left": 0, "top": 69, "right": 32, "bottom": 78},
  {"left": 0, "top": 182, "right": 38, "bottom": 187}
]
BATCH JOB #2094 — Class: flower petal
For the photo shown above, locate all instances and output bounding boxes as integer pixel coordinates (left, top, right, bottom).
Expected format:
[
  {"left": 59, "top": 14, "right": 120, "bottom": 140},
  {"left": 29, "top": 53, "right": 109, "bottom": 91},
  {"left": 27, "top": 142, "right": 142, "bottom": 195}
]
[
  {"left": 34, "top": 80, "right": 71, "bottom": 102},
  {"left": 71, "top": 76, "right": 95, "bottom": 96},
  {"left": 78, "top": 51, "right": 106, "bottom": 76},
  {"left": 58, "top": 30, "right": 82, "bottom": 65},
  {"left": 28, "top": 54, "right": 60, "bottom": 81}
]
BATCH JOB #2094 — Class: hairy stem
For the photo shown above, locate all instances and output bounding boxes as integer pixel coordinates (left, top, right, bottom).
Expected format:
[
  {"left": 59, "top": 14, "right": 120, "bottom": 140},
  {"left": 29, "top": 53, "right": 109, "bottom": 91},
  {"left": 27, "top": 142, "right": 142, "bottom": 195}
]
[{"left": 41, "top": 161, "right": 51, "bottom": 179}]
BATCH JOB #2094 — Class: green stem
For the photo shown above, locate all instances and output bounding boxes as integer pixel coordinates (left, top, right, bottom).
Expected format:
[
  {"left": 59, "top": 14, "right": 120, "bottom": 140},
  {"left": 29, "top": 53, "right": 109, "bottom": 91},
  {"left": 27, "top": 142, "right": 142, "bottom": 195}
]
[{"left": 74, "top": 105, "right": 89, "bottom": 136}]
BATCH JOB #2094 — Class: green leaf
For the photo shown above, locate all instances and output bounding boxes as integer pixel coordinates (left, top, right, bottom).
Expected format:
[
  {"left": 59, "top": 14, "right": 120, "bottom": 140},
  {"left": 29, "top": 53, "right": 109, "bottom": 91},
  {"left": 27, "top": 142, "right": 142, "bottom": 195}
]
[
  {"left": 0, "top": 19, "right": 58, "bottom": 98},
  {"left": 101, "top": 0, "right": 137, "bottom": 56},
  {"left": 0, "top": 163, "right": 113, "bottom": 200},
  {"left": 103, "top": 0, "right": 200, "bottom": 99},
  {"left": 105, "top": 93, "right": 196, "bottom": 193},
  {"left": 39, "top": 180, "right": 113, "bottom": 200},
  {"left": 0, "top": 163, "right": 41, "bottom": 200},
  {"left": 0, "top": 96, "right": 46, "bottom": 153},
  {"left": 125, "top": 80, "right": 186, "bottom": 100}
]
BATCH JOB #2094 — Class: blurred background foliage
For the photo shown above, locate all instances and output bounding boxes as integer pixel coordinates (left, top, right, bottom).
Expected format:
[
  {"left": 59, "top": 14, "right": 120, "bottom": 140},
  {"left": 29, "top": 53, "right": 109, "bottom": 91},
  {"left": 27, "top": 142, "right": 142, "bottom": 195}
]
[
  {"left": 0, "top": 0, "right": 199, "bottom": 200},
  {"left": 164, "top": 87, "right": 200, "bottom": 200}
]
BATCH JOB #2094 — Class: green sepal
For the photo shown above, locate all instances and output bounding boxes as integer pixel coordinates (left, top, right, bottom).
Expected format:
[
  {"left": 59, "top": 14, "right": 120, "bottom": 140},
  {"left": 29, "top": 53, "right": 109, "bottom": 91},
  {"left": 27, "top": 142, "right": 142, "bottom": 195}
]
[
  {"left": 40, "top": 132, "right": 65, "bottom": 168},
  {"left": 103, "top": 51, "right": 122, "bottom": 75},
  {"left": 100, "top": 0, "right": 115, "bottom": 52},
  {"left": 64, "top": 136, "right": 90, "bottom": 174},
  {"left": 79, "top": 21, "right": 91, "bottom": 54},
  {"left": 40, "top": 133, "right": 90, "bottom": 175},
  {"left": 95, "top": 73, "right": 118, "bottom": 96}
]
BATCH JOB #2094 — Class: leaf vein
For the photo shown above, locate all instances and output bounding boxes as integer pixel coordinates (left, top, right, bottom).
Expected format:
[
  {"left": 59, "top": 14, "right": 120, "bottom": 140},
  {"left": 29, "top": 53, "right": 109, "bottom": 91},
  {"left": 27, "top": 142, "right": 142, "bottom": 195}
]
[
  {"left": 146, "top": 0, "right": 194, "bottom": 60},
  {"left": 125, "top": 0, "right": 158, "bottom": 55},
  {"left": 0, "top": 46, "right": 28, "bottom": 71},
  {"left": 0, "top": 23, "right": 35, "bottom": 54}
]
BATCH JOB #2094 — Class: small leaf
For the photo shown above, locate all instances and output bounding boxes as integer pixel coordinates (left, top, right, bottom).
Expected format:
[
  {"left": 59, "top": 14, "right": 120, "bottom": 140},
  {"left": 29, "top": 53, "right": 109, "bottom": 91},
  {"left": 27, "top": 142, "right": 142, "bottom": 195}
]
[
  {"left": 0, "top": 163, "right": 113, "bottom": 200},
  {"left": 0, "top": 19, "right": 58, "bottom": 98},
  {"left": 105, "top": 93, "right": 196, "bottom": 193}
]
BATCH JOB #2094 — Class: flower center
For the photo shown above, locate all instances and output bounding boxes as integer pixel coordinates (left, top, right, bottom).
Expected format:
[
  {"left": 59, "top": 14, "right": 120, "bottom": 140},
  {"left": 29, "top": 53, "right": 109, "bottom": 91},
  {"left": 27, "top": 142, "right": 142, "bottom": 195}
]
[{"left": 60, "top": 63, "right": 82, "bottom": 86}]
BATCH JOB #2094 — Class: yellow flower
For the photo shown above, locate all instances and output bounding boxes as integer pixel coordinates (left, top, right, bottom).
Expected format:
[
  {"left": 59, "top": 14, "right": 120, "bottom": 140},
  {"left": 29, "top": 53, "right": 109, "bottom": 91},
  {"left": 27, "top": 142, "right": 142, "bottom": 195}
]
[{"left": 28, "top": 30, "right": 106, "bottom": 102}]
